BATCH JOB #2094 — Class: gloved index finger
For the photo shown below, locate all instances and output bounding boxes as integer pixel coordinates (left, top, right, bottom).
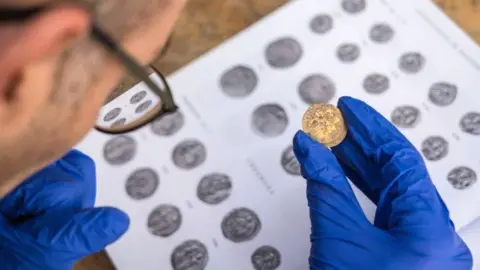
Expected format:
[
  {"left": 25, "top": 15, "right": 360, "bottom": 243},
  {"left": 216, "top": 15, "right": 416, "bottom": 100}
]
[
  {"left": 338, "top": 96, "right": 413, "bottom": 155},
  {"left": 57, "top": 149, "right": 97, "bottom": 207},
  {"left": 16, "top": 207, "right": 129, "bottom": 255},
  {"left": 0, "top": 150, "right": 96, "bottom": 220},
  {"left": 332, "top": 97, "right": 451, "bottom": 234},
  {"left": 332, "top": 96, "right": 414, "bottom": 198},
  {"left": 0, "top": 165, "right": 85, "bottom": 220}
]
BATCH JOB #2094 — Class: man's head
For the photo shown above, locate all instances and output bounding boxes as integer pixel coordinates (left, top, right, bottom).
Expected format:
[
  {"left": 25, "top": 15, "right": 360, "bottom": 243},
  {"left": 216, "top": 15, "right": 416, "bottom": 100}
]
[{"left": 0, "top": 0, "right": 186, "bottom": 196}]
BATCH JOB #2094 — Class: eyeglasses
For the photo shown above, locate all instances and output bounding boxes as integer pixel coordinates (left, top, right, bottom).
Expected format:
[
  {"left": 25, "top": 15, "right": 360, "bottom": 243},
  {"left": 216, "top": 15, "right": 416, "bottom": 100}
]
[{"left": 0, "top": 4, "right": 178, "bottom": 135}]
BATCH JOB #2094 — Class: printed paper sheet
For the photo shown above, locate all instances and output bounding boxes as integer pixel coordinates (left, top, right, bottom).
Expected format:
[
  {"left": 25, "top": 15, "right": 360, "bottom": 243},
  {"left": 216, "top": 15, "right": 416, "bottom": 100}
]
[{"left": 76, "top": 0, "right": 480, "bottom": 269}]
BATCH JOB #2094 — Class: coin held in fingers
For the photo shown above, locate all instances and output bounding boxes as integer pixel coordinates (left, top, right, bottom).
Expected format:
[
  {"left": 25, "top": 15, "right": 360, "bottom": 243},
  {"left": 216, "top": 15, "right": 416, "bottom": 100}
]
[{"left": 302, "top": 103, "right": 347, "bottom": 147}]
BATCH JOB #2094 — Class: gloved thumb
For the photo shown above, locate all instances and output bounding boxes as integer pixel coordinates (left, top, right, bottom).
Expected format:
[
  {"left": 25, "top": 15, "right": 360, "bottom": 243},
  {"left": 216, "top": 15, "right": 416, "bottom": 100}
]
[
  {"left": 17, "top": 207, "right": 129, "bottom": 256},
  {"left": 293, "top": 131, "right": 370, "bottom": 234}
]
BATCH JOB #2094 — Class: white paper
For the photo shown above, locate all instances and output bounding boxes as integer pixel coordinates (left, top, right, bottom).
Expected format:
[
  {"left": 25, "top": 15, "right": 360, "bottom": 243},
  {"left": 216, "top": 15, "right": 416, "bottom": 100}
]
[{"left": 76, "top": 0, "right": 480, "bottom": 269}]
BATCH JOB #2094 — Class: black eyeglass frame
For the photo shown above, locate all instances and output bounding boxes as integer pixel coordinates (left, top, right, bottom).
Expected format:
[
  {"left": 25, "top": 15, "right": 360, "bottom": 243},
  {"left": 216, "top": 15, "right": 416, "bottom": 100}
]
[{"left": 0, "top": 5, "right": 179, "bottom": 135}]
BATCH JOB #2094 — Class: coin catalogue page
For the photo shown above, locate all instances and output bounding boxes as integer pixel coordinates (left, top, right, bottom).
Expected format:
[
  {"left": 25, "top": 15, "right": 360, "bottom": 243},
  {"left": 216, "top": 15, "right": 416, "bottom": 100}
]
[{"left": 76, "top": 0, "right": 480, "bottom": 269}]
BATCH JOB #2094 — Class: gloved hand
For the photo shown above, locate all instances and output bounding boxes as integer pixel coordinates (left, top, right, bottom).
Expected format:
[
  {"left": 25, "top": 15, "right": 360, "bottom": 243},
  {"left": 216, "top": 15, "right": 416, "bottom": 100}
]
[
  {"left": 293, "top": 96, "right": 473, "bottom": 270},
  {"left": 0, "top": 150, "right": 129, "bottom": 270}
]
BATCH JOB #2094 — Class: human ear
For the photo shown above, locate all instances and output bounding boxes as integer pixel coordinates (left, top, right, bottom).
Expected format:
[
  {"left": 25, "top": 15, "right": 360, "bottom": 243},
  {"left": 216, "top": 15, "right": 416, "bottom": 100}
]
[{"left": 0, "top": 4, "right": 90, "bottom": 128}]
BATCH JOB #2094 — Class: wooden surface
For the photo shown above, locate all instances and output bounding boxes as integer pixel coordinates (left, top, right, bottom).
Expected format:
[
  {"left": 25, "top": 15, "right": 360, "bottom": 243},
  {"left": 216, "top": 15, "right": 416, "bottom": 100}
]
[
  {"left": 76, "top": 0, "right": 480, "bottom": 269},
  {"left": 435, "top": 0, "right": 480, "bottom": 42}
]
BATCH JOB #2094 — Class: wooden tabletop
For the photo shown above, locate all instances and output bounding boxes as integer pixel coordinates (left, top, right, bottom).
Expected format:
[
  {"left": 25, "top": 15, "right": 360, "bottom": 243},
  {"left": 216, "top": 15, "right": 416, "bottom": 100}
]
[{"left": 75, "top": 0, "right": 480, "bottom": 269}]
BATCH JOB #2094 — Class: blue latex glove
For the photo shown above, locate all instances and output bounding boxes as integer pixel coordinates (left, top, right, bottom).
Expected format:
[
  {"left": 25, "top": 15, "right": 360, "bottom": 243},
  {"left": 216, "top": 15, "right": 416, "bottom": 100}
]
[
  {"left": 293, "top": 96, "right": 473, "bottom": 270},
  {"left": 0, "top": 150, "right": 129, "bottom": 270}
]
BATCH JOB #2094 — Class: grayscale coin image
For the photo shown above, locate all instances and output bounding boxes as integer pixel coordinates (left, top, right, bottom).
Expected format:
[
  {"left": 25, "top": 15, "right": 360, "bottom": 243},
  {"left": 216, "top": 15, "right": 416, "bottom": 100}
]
[
  {"left": 130, "top": 90, "right": 147, "bottom": 104},
  {"left": 197, "top": 173, "right": 233, "bottom": 205},
  {"left": 265, "top": 37, "right": 303, "bottom": 68},
  {"left": 447, "top": 166, "right": 477, "bottom": 190},
  {"left": 221, "top": 207, "right": 262, "bottom": 243},
  {"left": 103, "top": 135, "right": 137, "bottom": 165},
  {"left": 460, "top": 112, "right": 480, "bottom": 135},
  {"left": 298, "top": 74, "right": 336, "bottom": 104},
  {"left": 421, "top": 136, "right": 449, "bottom": 161},
  {"left": 251, "top": 246, "right": 282, "bottom": 270},
  {"left": 429, "top": 82, "right": 458, "bottom": 106},
  {"left": 369, "top": 23, "right": 395, "bottom": 43},
  {"left": 151, "top": 111, "right": 185, "bottom": 137},
  {"left": 336, "top": 43, "right": 361, "bottom": 63},
  {"left": 135, "top": 100, "right": 153, "bottom": 114},
  {"left": 310, "top": 14, "right": 334, "bottom": 34},
  {"left": 147, "top": 204, "right": 182, "bottom": 237},
  {"left": 171, "top": 240, "right": 209, "bottom": 270},
  {"left": 251, "top": 104, "right": 289, "bottom": 137},
  {"left": 125, "top": 168, "right": 159, "bottom": 200},
  {"left": 281, "top": 145, "right": 301, "bottom": 176},
  {"left": 391, "top": 106, "right": 421, "bottom": 128},
  {"left": 103, "top": 108, "right": 122, "bottom": 122},
  {"left": 341, "top": 0, "right": 366, "bottom": 14},
  {"left": 220, "top": 65, "right": 258, "bottom": 98},
  {"left": 172, "top": 139, "right": 207, "bottom": 170},
  {"left": 363, "top": 73, "right": 390, "bottom": 94},
  {"left": 399, "top": 52, "right": 426, "bottom": 74},
  {"left": 111, "top": 118, "right": 127, "bottom": 128}
]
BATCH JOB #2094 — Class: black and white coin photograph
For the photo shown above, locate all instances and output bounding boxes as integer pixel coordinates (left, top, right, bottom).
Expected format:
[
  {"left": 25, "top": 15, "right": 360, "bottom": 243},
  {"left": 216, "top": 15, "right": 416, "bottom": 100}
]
[
  {"left": 251, "top": 104, "right": 289, "bottom": 137},
  {"left": 221, "top": 207, "right": 262, "bottom": 243},
  {"left": 135, "top": 100, "right": 153, "bottom": 114},
  {"left": 220, "top": 65, "right": 258, "bottom": 98},
  {"left": 197, "top": 173, "right": 233, "bottom": 205},
  {"left": 298, "top": 74, "right": 336, "bottom": 104},
  {"left": 447, "top": 166, "right": 477, "bottom": 190},
  {"left": 111, "top": 118, "right": 127, "bottom": 128},
  {"left": 251, "top": 246, "right": 282, "bottom": 270},
  {"left": 125, "top": 168, "right": 159, "bottom": 200},
  {"left": 281, "top": 145, "right": 301, "bottom": 176},
  {"left": 369, "top": 23, "right": 395, "bottom": 43},
  {"left": 460, "top": 112, "right": 480, "bottom": 135},
  {"left": 103, "top": 135, "right": 137, "bottom": 165},
  {"left": 310, "top": 14, "right": 334, "bottom": 34},
  {"left": 390, "top": 105, "right": 421, "bottom": 128},
  {"left": 421, "top": 136, "right": 449, "bottom": 161},
  {"left": 147, "top": 204, "right": 183, "bottom": 237},
  {"left": 363, "top": 73, "right": 390, "bottom": 94},
  {"left": 170, "top": 240, "right": 209, "bottom": 270},
  {"left": 151, "top": 111, "right": 185, "bottom": 137},
  {"left": 130, "top": 90, "right": 147, "bottom": 104},
  {"left": 103, "top": 108, "right": 122, "bottom": 122},
  {"left": 399, "top": 52, "right": 426, "bottom": 74},
  {"left": 336, "top": 43, "right": 361, "bottom": 63},
  {"left": 172, "top": 139, "right": 207, "bottom": 170},
  {"left": 428, "top": 82, "right": 458, "bottom": 107},
  {"left": 341, "top": 0, "right": 366, "bottom": 14},
  {"left": 265, "top": 37, "right": 303, "bottom": 68}
]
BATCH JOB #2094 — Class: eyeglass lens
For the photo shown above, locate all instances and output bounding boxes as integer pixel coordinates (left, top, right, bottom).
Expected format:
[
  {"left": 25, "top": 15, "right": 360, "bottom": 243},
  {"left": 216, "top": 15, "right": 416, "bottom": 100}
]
[{"left": 95, "top": 71, "right": 168, "bottom": 133}]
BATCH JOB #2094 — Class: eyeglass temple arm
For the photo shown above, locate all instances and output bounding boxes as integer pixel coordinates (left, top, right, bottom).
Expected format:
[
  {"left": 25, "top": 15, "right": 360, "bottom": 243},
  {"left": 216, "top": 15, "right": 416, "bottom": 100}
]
[
  {"left": 0, "top": 6, "right": 45, "bottom": 21},
  {"left": 91, "top": 25, "right": 176, "bottom": 111}
]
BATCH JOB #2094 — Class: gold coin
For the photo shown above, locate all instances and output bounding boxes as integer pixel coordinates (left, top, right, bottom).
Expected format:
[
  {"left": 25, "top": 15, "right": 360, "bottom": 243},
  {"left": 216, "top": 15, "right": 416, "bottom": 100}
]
[{"left": 302, "top": 104, "right": 347, "bottom": 147}]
